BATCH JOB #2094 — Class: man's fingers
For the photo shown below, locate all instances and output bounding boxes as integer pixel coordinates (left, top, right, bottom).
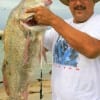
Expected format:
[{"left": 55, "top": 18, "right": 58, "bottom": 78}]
[
  {"left": 25, "top": 6, "right": 43, "bottom": 13},
  {"left": 25, "top": 8, "right": 36, "bottom": 13}
]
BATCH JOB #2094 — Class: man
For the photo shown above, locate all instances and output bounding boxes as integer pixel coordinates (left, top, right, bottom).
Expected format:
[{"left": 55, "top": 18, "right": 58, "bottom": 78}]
[{"left": 26, "top": 0, "right": 100, "bottom": 100}]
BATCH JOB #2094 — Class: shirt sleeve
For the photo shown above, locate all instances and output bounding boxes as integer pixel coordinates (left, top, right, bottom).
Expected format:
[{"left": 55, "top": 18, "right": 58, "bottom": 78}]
[
  {"left": 43, "top": 28, "right": 58, "bottom": 51},
  {"left": 83, "top": 15, "right": 100, "bottom": 40}
]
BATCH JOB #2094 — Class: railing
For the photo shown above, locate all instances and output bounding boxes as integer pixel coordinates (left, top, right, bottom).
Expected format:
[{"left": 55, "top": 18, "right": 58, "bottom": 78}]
[{"left": 0, "top": 30, "right": 4, "bottom": 39}]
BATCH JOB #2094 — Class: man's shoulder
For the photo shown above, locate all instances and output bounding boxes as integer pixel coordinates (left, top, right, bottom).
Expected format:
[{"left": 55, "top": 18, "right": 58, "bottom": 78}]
[
  {"left": 89, "top": 14, "right": 100, "bottom": 22},
  {"left": 93, "top": 14, "right": 100, "bottom": 18}
]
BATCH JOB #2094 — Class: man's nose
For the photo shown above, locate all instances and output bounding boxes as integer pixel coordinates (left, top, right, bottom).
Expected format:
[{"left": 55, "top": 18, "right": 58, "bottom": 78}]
[{"left": 75, "top": 0, "right": 83, "bottom": 5}]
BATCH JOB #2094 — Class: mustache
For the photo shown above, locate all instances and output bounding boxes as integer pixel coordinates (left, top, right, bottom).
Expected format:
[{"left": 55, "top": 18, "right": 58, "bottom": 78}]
[{"left": 74, "top": 5, "right": 86, "bottom": 10}]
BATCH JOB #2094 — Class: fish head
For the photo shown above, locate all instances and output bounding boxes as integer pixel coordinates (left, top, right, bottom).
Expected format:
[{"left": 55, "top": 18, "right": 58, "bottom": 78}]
[{"left": 19, "top": 0, "right": 52, "bottom": 32}]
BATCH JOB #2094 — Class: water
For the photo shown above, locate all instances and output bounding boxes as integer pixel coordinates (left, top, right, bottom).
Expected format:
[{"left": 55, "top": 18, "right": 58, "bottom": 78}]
[{"left": 0, "top": 40, "right": 4, "bottom": 82}]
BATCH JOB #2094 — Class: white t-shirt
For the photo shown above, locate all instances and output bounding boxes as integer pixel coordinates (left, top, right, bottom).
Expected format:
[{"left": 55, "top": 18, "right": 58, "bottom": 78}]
[{"left": 44, "top": 14, "right": 100, "bottom": 100}]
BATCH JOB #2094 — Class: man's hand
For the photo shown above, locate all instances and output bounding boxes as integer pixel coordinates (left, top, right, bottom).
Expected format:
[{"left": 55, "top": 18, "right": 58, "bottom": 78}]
[{"left": 25, "top": 6, "right": 57, "bottom": 26}]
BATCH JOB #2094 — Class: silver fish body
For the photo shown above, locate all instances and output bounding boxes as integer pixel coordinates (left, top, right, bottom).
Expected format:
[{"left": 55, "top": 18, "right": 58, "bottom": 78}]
[{"left": 2, "top": 0, "right": 52, "bottom": 99}]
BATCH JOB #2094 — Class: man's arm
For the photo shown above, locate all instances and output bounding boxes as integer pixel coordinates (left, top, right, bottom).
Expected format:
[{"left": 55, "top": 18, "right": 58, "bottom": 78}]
[
  {"left": 26, "top": 6, "right": 100, "bottom": 58},
  {"left": 50, "top": 16, "right": 100, "bottom": 58}
]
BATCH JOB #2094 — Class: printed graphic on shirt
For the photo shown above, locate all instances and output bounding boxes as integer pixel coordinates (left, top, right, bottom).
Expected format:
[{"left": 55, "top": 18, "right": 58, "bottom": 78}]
[{"left": 53, "top": 36, "right": 78, "bottom": 67}]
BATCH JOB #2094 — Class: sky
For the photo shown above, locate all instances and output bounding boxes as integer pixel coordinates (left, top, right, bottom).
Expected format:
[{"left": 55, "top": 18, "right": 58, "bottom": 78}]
[{"left": 0, "top": 0, "right": 100, "bottom": 30}]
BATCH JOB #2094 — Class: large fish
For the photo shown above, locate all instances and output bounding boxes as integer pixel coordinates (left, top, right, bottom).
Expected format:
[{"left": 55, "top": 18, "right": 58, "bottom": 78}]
[{"left": 2, "top": 0, "right": 52, "bottom": 100}]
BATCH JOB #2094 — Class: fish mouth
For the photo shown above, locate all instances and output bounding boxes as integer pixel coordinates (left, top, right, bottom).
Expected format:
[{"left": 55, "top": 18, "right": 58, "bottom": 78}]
[
  {"left": 20, "top": 15, "right": 38, "bottom": 27},
  {"left": 20, "top": 14, "right": 46, "bottom": 31}
]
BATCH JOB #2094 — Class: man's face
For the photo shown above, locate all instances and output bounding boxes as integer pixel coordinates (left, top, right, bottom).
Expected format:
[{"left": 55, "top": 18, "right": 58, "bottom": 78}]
[{"left": 68, "top": 0, "right": 95, "bottom": 23}]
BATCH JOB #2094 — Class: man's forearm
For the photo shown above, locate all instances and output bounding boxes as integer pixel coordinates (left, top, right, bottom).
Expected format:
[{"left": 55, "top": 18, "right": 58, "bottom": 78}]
[{"left": 50, "top": 16, "right": 100, "bottom": 58}]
